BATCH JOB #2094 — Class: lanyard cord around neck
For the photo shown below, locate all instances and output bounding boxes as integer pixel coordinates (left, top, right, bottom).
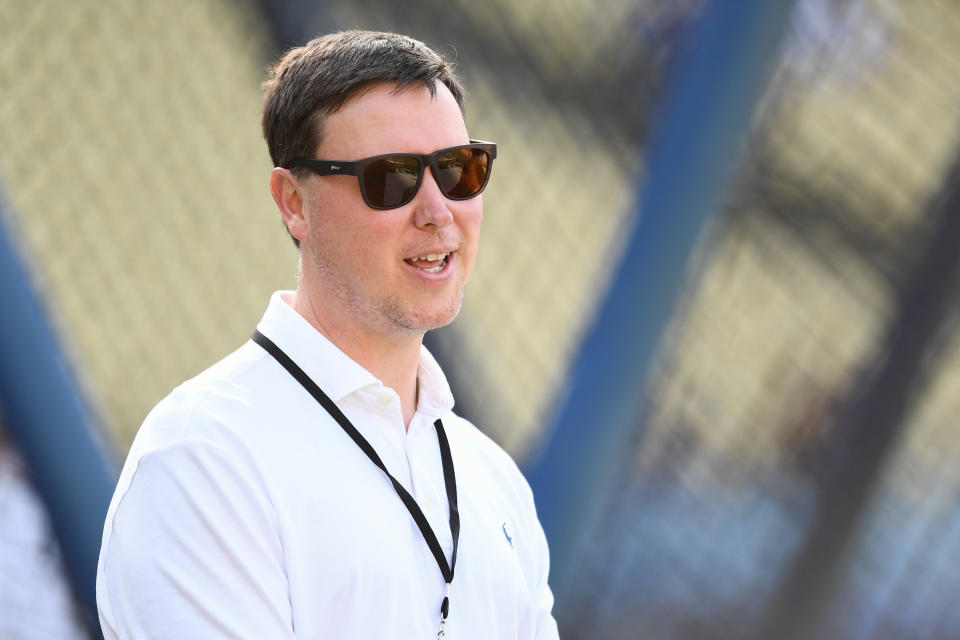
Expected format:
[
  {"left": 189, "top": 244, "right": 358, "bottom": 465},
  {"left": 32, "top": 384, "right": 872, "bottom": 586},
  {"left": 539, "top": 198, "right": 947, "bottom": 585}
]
[{"left": 251, "top": 330, "right": 461, "bottom": 626}]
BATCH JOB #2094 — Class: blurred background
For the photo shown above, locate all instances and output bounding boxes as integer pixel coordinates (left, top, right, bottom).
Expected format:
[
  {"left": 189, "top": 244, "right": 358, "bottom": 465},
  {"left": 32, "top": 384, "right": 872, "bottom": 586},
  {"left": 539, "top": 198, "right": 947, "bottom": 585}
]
[{"left": 2, "top": 0, "right": 960, "bottom": 638}]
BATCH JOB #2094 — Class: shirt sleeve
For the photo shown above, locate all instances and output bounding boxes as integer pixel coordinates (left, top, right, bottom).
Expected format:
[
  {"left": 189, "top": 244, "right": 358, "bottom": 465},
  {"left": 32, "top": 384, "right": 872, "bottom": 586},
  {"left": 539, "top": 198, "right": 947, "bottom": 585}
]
[
  {"left": 504, "top": 455, "right": 560, "bottom": 640},
  {"left": 97, "top": 441, "right": 294, "bottom": 639},
  {"left": 528, "top": 495, "right": 561, "bottom": 640}
]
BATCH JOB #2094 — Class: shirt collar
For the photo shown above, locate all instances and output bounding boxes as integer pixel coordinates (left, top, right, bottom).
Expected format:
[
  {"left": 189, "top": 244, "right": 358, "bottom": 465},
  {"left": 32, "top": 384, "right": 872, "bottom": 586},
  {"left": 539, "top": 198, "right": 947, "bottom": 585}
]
[
  {"left": 255, "top": 291, "right": 379, "bottom": 401},
  {"left": 416, "top": 343, "right": 455, "bottom": 419},
  {"left": 255, "top": 291, "right": 456, "bottom": 417}
]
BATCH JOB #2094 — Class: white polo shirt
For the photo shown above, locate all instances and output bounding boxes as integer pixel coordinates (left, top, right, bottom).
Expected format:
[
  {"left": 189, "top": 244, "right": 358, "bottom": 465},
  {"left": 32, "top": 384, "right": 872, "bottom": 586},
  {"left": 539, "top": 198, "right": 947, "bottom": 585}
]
[{"left": 96, "top": 291, "right": 559, "bottom": 639}]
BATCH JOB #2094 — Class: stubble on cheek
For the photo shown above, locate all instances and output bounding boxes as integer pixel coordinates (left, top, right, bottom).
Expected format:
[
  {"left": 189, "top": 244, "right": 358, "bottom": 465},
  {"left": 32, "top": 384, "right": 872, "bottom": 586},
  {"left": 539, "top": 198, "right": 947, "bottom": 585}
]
[{"left": 308, "top": 239, "right": 467, "bottom": 334}]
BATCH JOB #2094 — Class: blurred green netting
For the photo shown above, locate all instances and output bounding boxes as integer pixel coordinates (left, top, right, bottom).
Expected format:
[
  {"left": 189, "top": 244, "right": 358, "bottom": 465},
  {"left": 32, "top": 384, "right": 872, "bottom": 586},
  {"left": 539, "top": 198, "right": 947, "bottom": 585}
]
[{"left": 0, "top": 0, "right": 291, "bottom": 447}]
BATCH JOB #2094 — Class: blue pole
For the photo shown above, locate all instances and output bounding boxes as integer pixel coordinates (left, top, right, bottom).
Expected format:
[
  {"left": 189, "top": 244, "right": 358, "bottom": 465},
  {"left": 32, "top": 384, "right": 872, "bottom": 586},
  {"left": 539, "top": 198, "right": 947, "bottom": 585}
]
[
  {"left": 524, "top": 0, "right": 797, "bottom": 601},
  {"left": 0, "top": 190, "right": 116, "bottom": 636}
]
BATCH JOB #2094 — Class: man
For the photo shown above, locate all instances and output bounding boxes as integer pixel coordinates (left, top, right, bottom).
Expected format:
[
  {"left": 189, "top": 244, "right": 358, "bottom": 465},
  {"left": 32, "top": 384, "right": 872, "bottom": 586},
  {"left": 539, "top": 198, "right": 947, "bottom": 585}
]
[{"left": 97, "top": 30, "right": 559, "bottom": 639}]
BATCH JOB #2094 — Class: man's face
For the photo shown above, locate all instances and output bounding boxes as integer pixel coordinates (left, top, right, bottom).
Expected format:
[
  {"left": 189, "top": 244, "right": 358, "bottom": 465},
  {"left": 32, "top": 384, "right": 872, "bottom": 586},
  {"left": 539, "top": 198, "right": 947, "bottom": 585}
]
[{"left": 297, "top": 82, "right": 483, "bottom": 338}]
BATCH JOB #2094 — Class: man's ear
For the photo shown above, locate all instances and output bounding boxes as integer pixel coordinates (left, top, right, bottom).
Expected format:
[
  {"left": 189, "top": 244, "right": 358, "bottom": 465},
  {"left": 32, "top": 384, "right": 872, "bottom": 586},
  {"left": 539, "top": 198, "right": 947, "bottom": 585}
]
[{"left": 269, "top": 168, "right": 309, "bottom": 246}]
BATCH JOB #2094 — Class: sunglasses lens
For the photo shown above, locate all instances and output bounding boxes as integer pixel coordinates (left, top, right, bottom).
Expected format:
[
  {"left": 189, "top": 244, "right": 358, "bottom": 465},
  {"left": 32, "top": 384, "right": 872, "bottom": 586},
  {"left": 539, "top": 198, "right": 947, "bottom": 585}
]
[
  {"left": 356, "top": 146, "right": 492, "bottom": 209},
  {"left": 362, "top": 156, "right": 421, "bottom": 208},
  {"left": 436, "top": 147, "right": 491, "bottom": 199}
]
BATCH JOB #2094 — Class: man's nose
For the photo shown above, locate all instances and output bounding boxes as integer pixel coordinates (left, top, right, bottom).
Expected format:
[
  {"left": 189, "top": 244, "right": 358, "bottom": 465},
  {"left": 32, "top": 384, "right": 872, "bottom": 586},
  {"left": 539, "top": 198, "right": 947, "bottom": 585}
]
[{"left": 413, "top": 168, "right": 454, "bottom": 228}]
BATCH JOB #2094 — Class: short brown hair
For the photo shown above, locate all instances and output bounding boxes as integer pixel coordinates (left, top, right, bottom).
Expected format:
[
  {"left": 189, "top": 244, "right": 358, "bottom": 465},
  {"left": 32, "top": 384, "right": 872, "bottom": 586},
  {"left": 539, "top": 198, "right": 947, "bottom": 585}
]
[{"left": 262, "top": 30, "right": 466, "bottom": 171}]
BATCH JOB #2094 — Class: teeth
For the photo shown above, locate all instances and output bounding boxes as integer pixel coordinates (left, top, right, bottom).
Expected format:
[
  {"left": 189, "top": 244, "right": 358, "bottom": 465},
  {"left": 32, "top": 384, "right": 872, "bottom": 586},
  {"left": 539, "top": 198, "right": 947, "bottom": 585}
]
[
  {"left": 405, "top": 251, "right": 450, "bottom": 273},
  {"left": 415, "top": 252, "right": 448, "bottom": 261}
]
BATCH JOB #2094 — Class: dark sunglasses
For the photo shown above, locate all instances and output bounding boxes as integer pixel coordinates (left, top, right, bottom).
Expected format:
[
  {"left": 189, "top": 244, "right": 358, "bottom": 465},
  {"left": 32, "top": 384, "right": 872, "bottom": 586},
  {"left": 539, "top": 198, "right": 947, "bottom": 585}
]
[{"left": 286, "top": 140, "right": 497, "bottom": 210}]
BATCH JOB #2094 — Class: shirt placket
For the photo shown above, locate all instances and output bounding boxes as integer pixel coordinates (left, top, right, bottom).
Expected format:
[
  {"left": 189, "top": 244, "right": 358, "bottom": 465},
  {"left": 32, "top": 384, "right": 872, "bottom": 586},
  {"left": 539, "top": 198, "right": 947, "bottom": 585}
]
[{"left": 405, "top": 412, "right": 454, "bottom": 562}]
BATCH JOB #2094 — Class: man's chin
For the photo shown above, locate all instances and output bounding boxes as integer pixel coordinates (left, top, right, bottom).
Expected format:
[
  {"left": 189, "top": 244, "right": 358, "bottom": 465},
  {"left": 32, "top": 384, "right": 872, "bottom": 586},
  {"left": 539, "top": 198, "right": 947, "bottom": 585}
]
[{"left": 396, "top": 300, "right": 464, "bottom": 334}]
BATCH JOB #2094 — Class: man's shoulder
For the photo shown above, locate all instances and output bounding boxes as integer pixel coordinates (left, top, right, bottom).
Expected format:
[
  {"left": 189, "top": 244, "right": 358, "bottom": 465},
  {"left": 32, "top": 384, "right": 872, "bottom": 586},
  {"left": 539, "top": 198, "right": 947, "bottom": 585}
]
[
  {"left": 158, "top": 339, "right": 263, "bottom": 407},
  {"left": 133, "top": 340, "right": 273, "bottom": 451}
]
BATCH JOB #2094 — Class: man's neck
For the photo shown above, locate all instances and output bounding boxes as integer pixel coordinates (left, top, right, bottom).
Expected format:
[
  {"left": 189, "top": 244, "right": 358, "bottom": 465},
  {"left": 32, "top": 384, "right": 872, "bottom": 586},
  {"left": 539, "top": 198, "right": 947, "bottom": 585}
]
[{"left": 283, "top": 290, "right": 421, "bottom": 429}]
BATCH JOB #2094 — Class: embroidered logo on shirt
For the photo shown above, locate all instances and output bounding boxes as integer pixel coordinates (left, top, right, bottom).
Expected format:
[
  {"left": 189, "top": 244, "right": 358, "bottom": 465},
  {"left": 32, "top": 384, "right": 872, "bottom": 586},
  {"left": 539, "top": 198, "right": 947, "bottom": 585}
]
[{"left": 502, "top": 522, "right": 513, "bottom": 548}]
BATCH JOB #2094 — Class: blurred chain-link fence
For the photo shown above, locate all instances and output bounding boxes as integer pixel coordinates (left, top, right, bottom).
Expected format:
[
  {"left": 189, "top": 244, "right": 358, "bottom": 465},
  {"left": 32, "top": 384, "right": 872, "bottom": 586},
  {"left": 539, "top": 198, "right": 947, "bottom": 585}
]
[
  {"left": 563, "top": 1, "right": 960, "bottom": 638},
  {"left": 0, "top": 0, "right": 289, "bottom": 455},
  {"left": 3, "top": 0, "right": 960, "bottom": 638}
]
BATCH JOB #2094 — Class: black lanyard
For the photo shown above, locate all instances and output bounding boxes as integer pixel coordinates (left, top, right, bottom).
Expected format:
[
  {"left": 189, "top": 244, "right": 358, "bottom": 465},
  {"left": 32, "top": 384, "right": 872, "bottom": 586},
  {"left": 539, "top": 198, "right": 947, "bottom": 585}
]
[{"left": 251, "top": 330, "right": 460, "bottom": 632}]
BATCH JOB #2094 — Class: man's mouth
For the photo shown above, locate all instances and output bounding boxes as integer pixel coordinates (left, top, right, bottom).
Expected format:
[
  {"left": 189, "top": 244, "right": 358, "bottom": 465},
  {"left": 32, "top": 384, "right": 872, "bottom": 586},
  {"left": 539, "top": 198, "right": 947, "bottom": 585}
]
[{"left": 404, "top": 252, "right": 451, "bottom": 274}]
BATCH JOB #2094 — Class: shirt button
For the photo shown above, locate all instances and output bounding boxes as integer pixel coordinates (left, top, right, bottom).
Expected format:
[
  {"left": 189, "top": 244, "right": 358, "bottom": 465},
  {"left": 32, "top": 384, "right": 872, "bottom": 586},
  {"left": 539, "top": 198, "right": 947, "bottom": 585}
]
[{"left": 378, "top": 393, "right": 392, "bottom": 406}]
